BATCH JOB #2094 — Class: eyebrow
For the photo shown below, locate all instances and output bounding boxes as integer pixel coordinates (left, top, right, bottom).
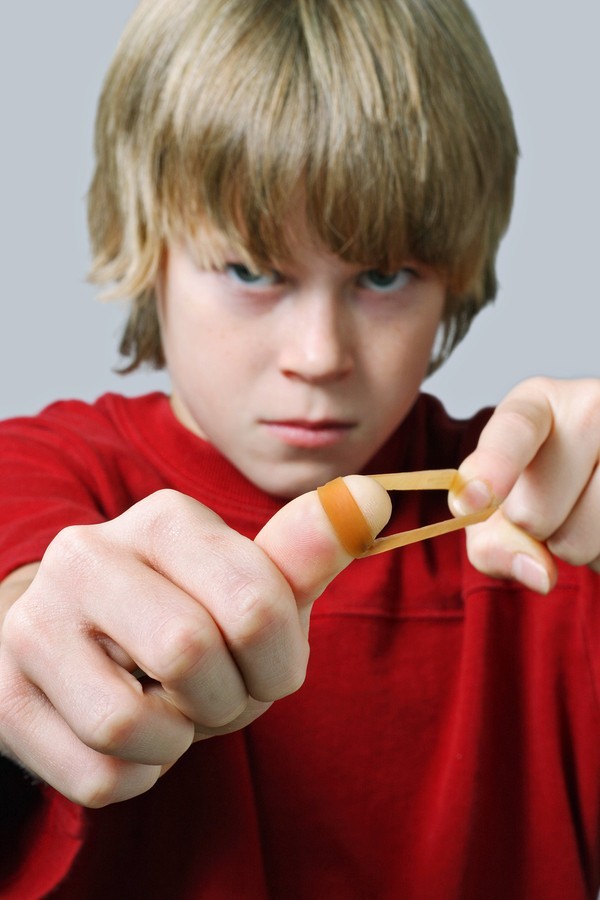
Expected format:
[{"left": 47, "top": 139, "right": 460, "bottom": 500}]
[{"left": 317, "top": 470, "right": 498, "bottom": 558}]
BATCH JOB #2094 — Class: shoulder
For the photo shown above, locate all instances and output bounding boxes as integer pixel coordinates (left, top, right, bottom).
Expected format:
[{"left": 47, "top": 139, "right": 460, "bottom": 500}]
[
  {"left": 0, "top": 392, "right": 169, "bottom": 450},
  {"left": 0, "top": 391, "right": 173, "bottom": 506},
  {"left": 405, "top": 392, "right": 494, "bottom": 469},
  {"left": 32, "top": 391, "right": 167, "bottom": 431},
  {"left": 0, "top": 394, "right": 174, "bottom": 580}
]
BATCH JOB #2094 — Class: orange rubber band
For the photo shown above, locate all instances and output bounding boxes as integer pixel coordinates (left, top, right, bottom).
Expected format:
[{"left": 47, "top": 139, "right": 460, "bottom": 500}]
[
  {"left": 317, "top": 470, "right": 499, "bottom": 559},
  {"left": 316, "top": 477, "right": 375, "bottom": 557}
]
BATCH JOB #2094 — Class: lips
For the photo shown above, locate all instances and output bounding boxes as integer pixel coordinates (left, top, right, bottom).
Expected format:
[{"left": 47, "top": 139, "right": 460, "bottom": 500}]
[{"left": 261, "top": 418, "right": 355, "bottom": 449}]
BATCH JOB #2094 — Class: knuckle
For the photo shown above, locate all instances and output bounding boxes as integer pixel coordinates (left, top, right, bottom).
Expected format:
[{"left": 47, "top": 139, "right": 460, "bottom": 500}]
[
  {"left": 501, "top": 404, "right": 546, "bottom": 447},
  {"left": 504, "top": 503, "right": 547, "bottom": 542},
  {"left": 140, "top": 488, "right": 186, "bottom": 521},
  {"left": 150, "top": 615, "right": 215, "bottom": 682},
  {"left": 0, "top": 674, "right": 39, "bottom": 737},
  {"left": 71, "top": 760, "right": 136, "bottom": 809},
  {"left": 69, "top": 743, "right": 163, "bottom": 806},
  {"left": 519, "top": 375, "right": 554, "bottom": 395},
  {"left": 43, "top": 523, "right": 106, "bottom": 581},
  {"left": 44, "top": 750, "right": 135, "bottom": 807},
  {"left": 253, "top": 670, "right": 306, "bottom": 704},
  {"left": 275, "top": 655, "right": 308, "bottom": 698},
  {"left": 198, "top": 695, "right": 250, "bottom": 731},
  {"left": 1, "top": 592, "right": 57, "bottom": 664},
  {"left": 572, "top": 387, "right": 600, "bottom": 434},
  {"left": 227, "top": 575, "right": 291, "bottom": 647},
  {"left": 547, "top": 532, "right": 593, "bottom": 569},
  {"left": 250, "top": 634, "right": 310, "bottom": 703},
  {"left": 135, "top": 489, "right": 192, "bottom": 541},
  {"left": 249, "top": 661, "right": 307, "bottom": 705},
  {"left": 1, "top": 602, "right": 35, "bottom": 657},
  {"left": 131, "top": 489, "right": 214, "bottom": 565},
  {"left": 511, "top": 375, "right": 555, "bottom": 406},
  {"left": 71, "top": 767, "right": 121, "bottom": 809},
  {"left": 80, "top": 691, "right": 139, "bottom": 755},
  {"left": 493, "top": 379, "right": 553, "bottom": 443},
  {"left": 213, "top": 570, "right": 306, "bottom": 703}
]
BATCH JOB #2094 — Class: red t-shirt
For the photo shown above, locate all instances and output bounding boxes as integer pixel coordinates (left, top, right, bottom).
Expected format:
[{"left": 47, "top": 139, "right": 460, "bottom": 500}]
[{"left": 0, "top": 392, "right": 599, "bottom": 899}]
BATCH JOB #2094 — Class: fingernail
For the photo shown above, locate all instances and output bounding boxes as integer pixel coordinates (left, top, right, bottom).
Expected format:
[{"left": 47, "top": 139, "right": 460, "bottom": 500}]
[
  {"left": 452, "top": 479, "right": 493, "bottom": 516},
  {"left": 512, "top": 553, "right": 551, "bottom": 595}
]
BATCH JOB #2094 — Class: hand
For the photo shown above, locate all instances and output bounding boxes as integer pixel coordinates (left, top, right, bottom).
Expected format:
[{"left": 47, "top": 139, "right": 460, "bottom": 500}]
[
  {"left": 0, "top": 478, "right": 391, "bottom": 807},
  {"left": 449, "top": 377, "right": 600, "bottom": 592}
]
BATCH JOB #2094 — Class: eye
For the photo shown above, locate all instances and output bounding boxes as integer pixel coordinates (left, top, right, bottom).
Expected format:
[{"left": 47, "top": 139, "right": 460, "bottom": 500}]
[
  {"left": 357, "top": 268, "right": 414, "bottom": 293},
  {"left": 224, "top": 263, "right": 279, "bottom": 287}
]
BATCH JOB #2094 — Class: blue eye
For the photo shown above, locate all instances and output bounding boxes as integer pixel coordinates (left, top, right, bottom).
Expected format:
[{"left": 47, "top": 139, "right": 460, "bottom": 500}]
[
  {"left": 358, "top": 269, "right": 413, "bottom": 293},
  {"left": 225, "top": 263, "right": 278, "bottom": 287}
]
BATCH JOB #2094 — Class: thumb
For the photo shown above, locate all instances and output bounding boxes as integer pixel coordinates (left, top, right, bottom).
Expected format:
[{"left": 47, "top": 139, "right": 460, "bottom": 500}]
[{"left": 255, "top": 475, "right": 392, "bottom": 608}]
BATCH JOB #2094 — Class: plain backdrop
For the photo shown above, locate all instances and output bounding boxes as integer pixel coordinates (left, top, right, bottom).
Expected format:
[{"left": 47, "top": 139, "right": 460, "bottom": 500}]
[{"left": 1, "top": 1, "right": 598, "bottom": 421}]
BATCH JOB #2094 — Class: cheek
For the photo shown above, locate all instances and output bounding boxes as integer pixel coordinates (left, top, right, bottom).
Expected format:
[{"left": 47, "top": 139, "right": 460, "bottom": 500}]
[
  {"left": 403, "top": 297, "right": 445, "bottom": 362},
  {"left": 161, "top": 291, "right": 219, "bottom": 364},
  {"left": 167, "top": 317, "right": 262, "bottom": 407},
  {"left": 371, "top": 314, "right": 440, "bottom": 380}
]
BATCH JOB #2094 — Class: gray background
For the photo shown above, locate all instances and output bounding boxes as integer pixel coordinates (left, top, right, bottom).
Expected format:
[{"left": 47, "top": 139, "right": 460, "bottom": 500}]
[{"left": 1, "top": 1, "right": 598, "bottom": 421}]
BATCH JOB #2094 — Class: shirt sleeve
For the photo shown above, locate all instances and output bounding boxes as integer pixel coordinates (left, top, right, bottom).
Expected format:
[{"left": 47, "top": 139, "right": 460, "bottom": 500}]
[
  {"left": 0, "top": 407, "right": 101, "bottom": 891},
  {"left": 0, "top": 756, "right": 85, "bottom": 898},
  {"left": 0, "top": 402, "right": 126, "bottom": 581}
]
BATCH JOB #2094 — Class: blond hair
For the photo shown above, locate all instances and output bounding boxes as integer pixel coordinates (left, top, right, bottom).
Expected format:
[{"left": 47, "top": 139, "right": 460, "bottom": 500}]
[{"left": 88, "top": 0, "right": 518, "bottom": 372}]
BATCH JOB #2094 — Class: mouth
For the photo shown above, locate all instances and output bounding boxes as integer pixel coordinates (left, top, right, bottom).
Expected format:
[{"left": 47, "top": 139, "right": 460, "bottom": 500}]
[{"left": 260, "top": 419, "right": 355, "bottom": 449}]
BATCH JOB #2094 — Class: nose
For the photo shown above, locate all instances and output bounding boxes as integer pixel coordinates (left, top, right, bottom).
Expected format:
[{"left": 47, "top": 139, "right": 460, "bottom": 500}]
[{"left": 278, "top": 292, "right": 354, "bottom": 383}]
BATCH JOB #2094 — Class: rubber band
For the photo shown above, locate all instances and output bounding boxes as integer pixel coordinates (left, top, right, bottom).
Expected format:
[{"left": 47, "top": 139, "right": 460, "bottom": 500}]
[
  {"left": 316, "top": 477, "right": 375, "bottom": 557},
  {"left": 317, "top": 470, "right": 499, "bottom": 559}
]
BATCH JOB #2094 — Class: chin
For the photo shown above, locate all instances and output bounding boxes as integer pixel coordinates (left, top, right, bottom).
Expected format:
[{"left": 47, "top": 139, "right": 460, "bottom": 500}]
[{"left": 250, "top": 463, "right": 353, "bottom": 501}]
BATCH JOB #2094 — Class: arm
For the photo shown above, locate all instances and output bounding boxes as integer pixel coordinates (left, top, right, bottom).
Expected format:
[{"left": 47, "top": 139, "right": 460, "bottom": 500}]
[
  {"left": 449, "top": 377, "right": 600, "bottom": 591},
  {"left": 0, "top": 478, "right": 391, "bottom": 808}
]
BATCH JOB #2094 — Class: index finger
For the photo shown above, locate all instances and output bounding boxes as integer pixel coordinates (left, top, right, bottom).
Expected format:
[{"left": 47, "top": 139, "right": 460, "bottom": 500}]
[{"left": 451, "top": 378, "right": 554, "bottom": 514}]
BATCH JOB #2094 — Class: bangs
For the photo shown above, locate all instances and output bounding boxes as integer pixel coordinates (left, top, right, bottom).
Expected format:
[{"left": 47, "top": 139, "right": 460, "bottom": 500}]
[
  {"left": 88, "top": 0, "right": 518, "bottom": 370},
  {"left": 152, "top": 0, "right": 515, "bottom": 290}
]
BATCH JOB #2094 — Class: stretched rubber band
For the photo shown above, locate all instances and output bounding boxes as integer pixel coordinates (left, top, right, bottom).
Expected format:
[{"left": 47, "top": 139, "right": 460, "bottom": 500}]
[
  {"left": 316, "top": 477, "right": 375, "bottom": 557},
  {"left": 317, "top": 470, "right": 499, "bottom": 559}
]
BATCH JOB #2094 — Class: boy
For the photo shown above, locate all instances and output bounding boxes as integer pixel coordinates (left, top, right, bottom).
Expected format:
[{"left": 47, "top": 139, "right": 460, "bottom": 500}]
[{"left": 1, "top": 0, "right": 599, "bottom": 897}]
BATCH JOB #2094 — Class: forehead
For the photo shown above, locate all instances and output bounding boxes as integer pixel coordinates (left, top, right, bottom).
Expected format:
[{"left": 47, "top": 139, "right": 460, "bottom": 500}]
[
  {"left": 176, "top": 203, "right": 403, "bottom": 291},
  {"left": 110, "top": 0, "right": 516, "bottom": 301},
  {"left": 183, "top": 202, "right": 414, "bottom": 275}
]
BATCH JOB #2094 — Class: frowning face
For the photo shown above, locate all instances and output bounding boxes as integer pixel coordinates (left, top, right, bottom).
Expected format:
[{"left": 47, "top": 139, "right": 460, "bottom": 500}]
[{"left": 158, "top": 216, "right": 446, "bottom": 498}]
